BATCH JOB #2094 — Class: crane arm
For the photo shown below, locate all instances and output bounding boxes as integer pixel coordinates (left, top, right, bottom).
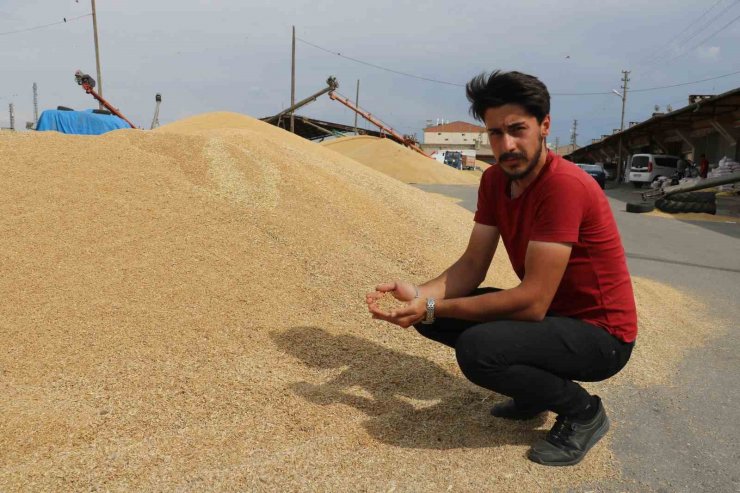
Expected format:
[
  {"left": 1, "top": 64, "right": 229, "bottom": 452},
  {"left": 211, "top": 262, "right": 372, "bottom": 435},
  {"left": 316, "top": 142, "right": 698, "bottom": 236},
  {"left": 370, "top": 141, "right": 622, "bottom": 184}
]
[
  {"left": 74, "top": 70, "right": 137, "bottom": 129},
  {"left": 264, "top": 77, "right": 338, "bottom": 125},
  {"left": 328, "top": 91, "right": 429, "bottom": 157}
]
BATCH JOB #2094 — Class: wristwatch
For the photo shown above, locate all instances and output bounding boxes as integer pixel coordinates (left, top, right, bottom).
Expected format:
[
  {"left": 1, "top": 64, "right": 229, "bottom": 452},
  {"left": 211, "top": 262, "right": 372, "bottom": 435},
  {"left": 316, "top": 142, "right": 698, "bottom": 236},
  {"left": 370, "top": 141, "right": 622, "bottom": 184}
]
[{"left": 421, "top": 298, "right": 436, "bottom": 325}]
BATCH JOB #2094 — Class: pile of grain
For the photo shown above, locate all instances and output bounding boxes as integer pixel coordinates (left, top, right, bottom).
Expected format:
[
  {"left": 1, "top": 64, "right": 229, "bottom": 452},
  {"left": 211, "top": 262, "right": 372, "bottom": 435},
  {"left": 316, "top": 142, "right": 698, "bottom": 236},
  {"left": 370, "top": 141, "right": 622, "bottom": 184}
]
[
  {"left": 322, "top": 135, "right": 483, "bottom": 185},
  {"left": 0, "top": 112, "right": 721, "bottom": 491}
]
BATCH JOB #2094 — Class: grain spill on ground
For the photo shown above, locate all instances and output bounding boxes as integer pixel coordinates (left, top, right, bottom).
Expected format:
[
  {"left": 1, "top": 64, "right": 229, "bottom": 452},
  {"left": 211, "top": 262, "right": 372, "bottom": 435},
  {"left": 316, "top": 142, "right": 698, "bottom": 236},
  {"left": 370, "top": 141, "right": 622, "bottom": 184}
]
[
  {"left": 646, "top": 208, "right": 739, "bottom": 223},
  {"left": 0, "top": 112, "right": 724, "bottom": 491},
  {"left": 322, "top": 135, "right": 484, "bottom": 184}
]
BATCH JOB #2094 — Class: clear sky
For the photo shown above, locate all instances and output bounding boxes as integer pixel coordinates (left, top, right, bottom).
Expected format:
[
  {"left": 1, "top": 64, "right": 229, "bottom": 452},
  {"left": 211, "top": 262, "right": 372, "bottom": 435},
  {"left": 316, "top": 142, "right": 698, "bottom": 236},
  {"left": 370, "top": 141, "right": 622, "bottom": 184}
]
[{"left": 1, "top": 0, "right": 739, "bottom": 146}]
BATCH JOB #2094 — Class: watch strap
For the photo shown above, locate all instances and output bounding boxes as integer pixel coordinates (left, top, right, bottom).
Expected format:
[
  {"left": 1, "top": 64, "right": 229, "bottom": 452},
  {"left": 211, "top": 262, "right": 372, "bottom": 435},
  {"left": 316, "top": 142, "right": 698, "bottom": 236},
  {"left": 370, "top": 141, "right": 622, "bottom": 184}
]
[{"left": 421, "top": 298, "right": 435, "bottom": 325}]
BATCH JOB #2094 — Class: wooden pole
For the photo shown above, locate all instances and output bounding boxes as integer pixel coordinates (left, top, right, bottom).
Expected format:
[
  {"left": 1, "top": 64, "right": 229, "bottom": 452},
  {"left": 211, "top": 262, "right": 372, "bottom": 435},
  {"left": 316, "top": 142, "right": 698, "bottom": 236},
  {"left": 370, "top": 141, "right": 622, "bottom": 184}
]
[
  {"left": 91, "top": 0, "right": 103, "bottom": 109},
  {"left": 290, "top": 26, "right": 296, "bottom": 133}
]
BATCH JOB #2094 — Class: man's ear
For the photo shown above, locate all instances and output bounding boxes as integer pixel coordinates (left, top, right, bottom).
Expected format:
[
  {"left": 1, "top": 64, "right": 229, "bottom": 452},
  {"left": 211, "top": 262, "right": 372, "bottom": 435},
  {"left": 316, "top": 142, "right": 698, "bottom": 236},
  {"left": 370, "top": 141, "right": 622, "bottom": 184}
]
[{"left": 541, "top": 114, "right": 551, "bottom": 137}]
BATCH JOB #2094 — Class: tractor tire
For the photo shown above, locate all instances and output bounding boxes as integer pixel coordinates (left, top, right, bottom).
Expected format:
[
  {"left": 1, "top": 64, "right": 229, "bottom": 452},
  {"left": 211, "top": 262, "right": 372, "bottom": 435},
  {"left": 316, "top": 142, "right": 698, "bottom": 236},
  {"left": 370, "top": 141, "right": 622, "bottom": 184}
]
[
  {"left": 664, "top": 191, "right": 716, "bottom": 203},
  {"left": 632, "top": 182, "right": 644, "bottom": 189},
  {"left": 655, "top": 198, "right": 716, "bottom": 215},
  {"left": 626, "top": 202, "right": 655, "bottom": 213}
]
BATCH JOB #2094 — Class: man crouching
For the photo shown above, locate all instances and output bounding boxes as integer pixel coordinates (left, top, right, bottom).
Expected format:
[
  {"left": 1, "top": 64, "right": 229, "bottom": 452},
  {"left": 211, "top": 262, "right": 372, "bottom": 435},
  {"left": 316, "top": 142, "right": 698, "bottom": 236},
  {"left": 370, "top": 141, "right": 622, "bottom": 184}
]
[{"left": 366, "top": 70, "right": 636, "bottom": 466}]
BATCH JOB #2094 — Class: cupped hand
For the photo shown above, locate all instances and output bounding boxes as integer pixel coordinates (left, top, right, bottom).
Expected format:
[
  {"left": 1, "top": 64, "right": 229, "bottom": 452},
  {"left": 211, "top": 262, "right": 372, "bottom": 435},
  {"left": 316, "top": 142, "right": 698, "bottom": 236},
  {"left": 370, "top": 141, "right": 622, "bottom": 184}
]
[
  {"left": 364, "top": 280, "right": 417, "bottom": 307},
  {"left": 369, "top": 297, "right": 426, "bottom": 328}
]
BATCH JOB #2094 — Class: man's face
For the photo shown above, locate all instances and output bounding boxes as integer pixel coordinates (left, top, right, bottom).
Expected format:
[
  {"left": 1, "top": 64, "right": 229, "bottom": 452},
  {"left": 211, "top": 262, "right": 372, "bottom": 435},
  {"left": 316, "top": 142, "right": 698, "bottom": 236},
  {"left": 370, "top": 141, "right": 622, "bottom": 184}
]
[{"left": 483, "top": 104, "right": 551, "bottom": 180}]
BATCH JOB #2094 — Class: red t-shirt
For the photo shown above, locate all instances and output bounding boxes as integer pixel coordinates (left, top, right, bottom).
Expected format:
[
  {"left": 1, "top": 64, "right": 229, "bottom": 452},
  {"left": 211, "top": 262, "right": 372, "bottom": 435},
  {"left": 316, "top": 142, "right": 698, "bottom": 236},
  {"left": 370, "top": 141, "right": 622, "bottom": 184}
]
[{"left": 474, "top": 152, "right": 637, "bottom": 343}]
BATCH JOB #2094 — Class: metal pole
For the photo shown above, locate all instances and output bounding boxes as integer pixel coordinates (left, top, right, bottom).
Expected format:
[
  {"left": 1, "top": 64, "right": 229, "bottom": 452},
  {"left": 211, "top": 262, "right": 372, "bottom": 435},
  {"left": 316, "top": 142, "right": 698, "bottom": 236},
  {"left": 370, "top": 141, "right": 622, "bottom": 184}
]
[
  {"left": 9, "top": 103, "right": 15, "bottom": 131},
  {"left": 354, "top": 79, "right": 360, "bottom": 133},
  {"left": 290, "top": 26, "right": 296, "bottom": 133},
  {"left": 617, "top": 70, "right": 630, "bottom": 182},
  {"left": 91, "top": 0, "right": 103, "bottom": 109},
  {"left": 570, "top": 120, "right": 577, "bottom": 149}
]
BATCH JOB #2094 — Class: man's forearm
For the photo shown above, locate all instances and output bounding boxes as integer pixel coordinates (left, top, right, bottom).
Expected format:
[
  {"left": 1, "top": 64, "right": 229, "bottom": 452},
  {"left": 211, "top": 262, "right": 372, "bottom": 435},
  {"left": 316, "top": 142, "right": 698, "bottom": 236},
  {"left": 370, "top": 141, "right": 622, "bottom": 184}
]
[
  {"left": 435, "top": 286, "right": 545, "bottom": 322},
  {"left": 417, "top": 256, "right": 487, "bottom": 301}
]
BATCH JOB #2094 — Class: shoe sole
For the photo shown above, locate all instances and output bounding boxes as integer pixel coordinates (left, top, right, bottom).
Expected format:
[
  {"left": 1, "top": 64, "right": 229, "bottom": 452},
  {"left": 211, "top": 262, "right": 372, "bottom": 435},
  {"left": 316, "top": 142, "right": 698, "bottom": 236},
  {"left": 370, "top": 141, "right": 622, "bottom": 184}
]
[{"left": 528, "top": 414, "right": 611, "bottom": 467}]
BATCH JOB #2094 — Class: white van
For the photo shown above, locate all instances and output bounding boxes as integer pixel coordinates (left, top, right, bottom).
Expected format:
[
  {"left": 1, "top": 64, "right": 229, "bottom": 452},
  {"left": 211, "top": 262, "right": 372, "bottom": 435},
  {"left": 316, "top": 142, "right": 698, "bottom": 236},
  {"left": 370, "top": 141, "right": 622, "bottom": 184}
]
[{"left": 628, "top": 154, "right": 679, "bottom": 188}]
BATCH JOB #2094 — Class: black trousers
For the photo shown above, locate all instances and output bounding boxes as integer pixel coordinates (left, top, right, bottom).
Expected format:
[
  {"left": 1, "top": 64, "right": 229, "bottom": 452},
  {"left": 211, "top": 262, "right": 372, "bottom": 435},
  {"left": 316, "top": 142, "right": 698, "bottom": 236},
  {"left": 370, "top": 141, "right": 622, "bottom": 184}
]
[{"left": 415, "top": 288, "right": 634, "bottom": 416}]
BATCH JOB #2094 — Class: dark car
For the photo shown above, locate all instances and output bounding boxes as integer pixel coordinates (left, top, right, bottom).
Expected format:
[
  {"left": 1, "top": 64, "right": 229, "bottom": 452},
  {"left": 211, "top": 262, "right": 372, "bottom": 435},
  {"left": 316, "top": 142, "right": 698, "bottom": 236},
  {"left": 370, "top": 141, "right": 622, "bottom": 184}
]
[{"left": 576, "top": 163, "right": 606, "bottom": 189}]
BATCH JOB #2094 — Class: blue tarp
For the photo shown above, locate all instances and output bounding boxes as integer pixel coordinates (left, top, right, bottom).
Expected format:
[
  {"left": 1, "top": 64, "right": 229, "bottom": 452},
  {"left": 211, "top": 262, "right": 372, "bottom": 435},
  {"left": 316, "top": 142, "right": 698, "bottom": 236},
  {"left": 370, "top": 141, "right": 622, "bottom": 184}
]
[{"left": 36, "top": 109, "right": 132, "bottom": 135}]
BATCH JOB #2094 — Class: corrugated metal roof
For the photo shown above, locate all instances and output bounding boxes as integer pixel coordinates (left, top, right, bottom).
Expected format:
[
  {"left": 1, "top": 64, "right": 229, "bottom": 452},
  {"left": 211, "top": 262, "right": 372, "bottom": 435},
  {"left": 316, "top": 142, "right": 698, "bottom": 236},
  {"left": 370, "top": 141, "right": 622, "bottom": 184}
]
[{"left": 566, "top": 85, "right": 740, "bottom": 161}]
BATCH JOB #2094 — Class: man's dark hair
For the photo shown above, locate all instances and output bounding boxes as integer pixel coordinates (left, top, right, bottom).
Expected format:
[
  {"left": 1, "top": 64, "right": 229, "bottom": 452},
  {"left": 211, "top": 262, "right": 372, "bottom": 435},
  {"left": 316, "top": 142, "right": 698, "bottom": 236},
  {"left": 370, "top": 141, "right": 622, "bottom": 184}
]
[{"left": 466, "top": 70, "right": 550, "bottom": 123}]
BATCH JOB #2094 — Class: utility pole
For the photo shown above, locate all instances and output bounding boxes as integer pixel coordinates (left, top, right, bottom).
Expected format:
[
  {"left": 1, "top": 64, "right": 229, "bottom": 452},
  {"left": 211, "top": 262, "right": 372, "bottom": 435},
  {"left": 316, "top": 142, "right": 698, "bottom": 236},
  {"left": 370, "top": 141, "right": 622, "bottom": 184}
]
[
  {"left": 554, "top": 136, "right": 560, "bottom": 155},
  {"left": 32, "top": 82, "right": 39, "bottom": 127},
  {"left": 617, "top": 70, "right": 630, "bottom": 183},
  {"left": 570, "top": 120, "right": 578, "bottom": 150},
  {"left": 9, "top": 103, "right": 15, "bottom": 131},
  {"left": 354, "top": 79, "right": 360, "bottom": 133},
  {"left": 91, "top": 0, "right": 103, "bottom": 109},
  {"left": 290, "top": 26, "right": 296, "bottom": 133}
]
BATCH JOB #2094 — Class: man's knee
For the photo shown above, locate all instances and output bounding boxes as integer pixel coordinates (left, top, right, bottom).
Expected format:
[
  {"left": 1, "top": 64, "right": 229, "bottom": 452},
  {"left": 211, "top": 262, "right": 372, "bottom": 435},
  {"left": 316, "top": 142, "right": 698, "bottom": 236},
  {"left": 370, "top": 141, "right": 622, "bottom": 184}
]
[{"left": 454, "top": 325, "right": 507, "bottom": 386}]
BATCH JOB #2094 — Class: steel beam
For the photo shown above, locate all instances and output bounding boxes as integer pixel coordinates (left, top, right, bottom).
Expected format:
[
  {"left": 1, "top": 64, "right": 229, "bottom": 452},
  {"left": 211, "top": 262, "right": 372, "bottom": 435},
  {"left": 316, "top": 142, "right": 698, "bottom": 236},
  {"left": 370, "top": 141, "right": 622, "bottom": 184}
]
[
  {"left": 711, "top": 119, "right": 737, "bottom": 146},
  {"left": 674, "top": 129, "right": 695, "bottom": 155}
]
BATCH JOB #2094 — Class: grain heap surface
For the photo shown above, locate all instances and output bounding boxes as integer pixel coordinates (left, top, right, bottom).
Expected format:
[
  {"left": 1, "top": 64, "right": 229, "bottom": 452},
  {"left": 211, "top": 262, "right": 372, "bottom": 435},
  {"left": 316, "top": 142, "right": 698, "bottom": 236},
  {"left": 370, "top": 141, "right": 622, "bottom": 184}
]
[
  {"left": 322, "top": 135, "right": 482, "bottom": 185},
  {"left": 0, "top": 112, "right": 722, "bottom": 492}
]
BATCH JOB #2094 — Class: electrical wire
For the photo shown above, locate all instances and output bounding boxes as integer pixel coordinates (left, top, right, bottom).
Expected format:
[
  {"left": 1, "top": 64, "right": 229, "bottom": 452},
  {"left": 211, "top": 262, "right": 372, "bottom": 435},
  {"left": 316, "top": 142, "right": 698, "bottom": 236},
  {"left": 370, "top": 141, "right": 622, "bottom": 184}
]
[
  {"left": 297, "top": 36, "right": 740, "bottom": 96},
  {"left": 637, "top": 0, "right": 732, "bottom": 67},
  {"left": 296, "top": 37, "right": 463, "bottom": 87},
  {"left": 0, "top": 13, "right": 91, "bottom": 36},
  {"left": 638, "top": 1, "right": 740, "bottom": 79},
  {"left": 631, "top": 68, "right": 740, "bottom": 92},
  {"left": 651, "top": 1, "right": 740, "bottom": 68},
  {"left": 659, "top": 10, "right": 740, "bottom": 66}
]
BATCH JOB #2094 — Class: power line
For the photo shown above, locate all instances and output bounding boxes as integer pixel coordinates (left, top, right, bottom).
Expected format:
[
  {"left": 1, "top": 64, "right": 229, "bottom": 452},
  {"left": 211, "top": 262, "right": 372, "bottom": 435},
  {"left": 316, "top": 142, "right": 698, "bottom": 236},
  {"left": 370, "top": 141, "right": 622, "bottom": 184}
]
[
  {"left": 297, "top": 37, "right": 463, "bottom": 87},
  {"left": 635, "top": 0, "right": 727, "bottom": 67},
  {"left": 639, "top": 1, "right": 740, "bottom": 78},
  {"left": 297, "top": 36, "right": 740, "bottom": 96},
  {"left": 631, "top": 68, "right": 740, "bottom": 92},
  {"left": 652, "top": 0, "right": 740, "bottom": 63},
  {"left": 0, "top": 13, "right": 91, "bottom": 36},
  {"left": 659, "top": 10, "right": 740, "bottom": 66}
]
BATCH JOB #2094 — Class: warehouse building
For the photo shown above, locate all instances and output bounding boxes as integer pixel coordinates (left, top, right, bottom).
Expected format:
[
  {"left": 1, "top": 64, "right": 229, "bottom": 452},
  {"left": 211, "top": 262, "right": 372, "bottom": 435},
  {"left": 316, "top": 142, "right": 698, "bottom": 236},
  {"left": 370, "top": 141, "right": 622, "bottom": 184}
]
[{"left": 566, "top": 87, "right": 740, "bottom": 180}]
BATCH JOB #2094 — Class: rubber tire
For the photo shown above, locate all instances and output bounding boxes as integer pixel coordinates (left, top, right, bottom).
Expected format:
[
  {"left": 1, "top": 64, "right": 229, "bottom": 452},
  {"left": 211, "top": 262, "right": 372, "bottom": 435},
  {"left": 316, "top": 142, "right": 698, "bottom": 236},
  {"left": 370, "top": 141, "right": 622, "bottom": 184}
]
[
  {"left": 665, "top": 191, "right": 716, "bottom": 203},
  {"left": 632, "top": 182, "right": 644, "bottom": 189},
  {"left": 92, "top": 109, "right": 111, "bottom": 115},
  {"left": 57, "top": 106, "right": 74, "bottom": 111},
  {"left": 656, "top": 198, "right": 716, "bottom": 215},
  {"left": 626, "top": 202, "right": 655, "bottom": 213}
]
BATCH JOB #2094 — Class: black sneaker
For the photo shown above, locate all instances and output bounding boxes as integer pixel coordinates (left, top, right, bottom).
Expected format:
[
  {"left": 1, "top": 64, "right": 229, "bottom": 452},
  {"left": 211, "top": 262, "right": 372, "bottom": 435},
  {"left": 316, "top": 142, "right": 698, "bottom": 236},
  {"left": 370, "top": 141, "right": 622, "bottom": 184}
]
[
  {"left": 527, "top": 396, "right": 610, "bottom": 466},
  {"left": 490, "top": 399, "right": 546, "bottom": 420}
]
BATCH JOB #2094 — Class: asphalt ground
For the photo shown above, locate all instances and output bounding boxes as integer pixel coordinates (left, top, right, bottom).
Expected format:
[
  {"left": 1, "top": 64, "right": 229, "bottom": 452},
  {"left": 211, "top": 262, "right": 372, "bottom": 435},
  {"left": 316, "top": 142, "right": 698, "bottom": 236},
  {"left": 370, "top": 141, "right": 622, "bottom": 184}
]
[{"left": 413, "top": 180, "right": 740, "bottom": 492}]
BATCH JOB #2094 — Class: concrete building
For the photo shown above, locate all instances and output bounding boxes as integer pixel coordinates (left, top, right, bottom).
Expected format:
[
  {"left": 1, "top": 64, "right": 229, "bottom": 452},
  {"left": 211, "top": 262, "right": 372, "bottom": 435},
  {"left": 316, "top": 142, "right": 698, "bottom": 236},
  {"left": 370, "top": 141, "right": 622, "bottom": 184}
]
[{"left": 420, "top": 121, "right": 495, "bottom": 163}]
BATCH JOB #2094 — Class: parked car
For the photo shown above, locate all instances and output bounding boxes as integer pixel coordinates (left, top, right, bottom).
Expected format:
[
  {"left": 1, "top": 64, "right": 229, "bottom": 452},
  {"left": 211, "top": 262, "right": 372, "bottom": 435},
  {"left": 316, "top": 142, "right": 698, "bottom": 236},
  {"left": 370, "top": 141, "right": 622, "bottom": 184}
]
[
  {"left": 628, "top": 154, "right": 679, "bottom": 188},
  {"left": 576, "top": 163, "right": 606, "bottom": 189},
  {"left": 595, "top": 162, "right": 614, "bottom": 180}
]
